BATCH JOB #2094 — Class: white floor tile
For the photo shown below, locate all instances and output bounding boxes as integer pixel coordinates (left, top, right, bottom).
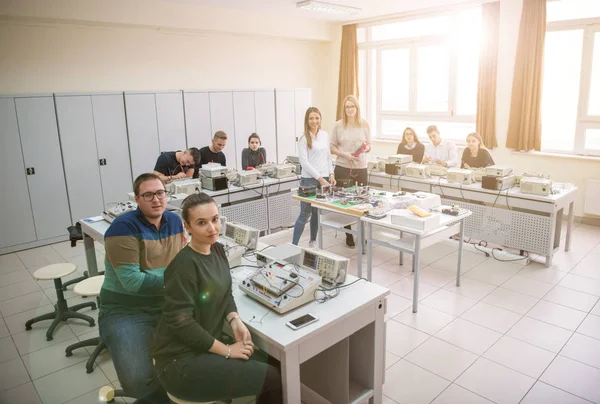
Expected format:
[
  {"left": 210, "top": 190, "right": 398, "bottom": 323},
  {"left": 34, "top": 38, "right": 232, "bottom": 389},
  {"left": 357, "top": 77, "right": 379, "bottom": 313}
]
[
  {"left": 370, "top": 267, "right": 405, "bottom": 288},
  {"left": 570, "top": 254, "right": 600, "bottom": 281},
  {"left": 461, "top": 302, "right": 522, "bottom": 333},
  {"left": 17, "top": 246, "right": 66, "bottom": 272},
  {"left": 481, "top": 287, "right": 539, "bottom": 315},
  {"left": 33, "top": 362, "right": 110, "bottom": 404},
  {"left": 540, "top": 356, "right": 600, "bottom": 403},
  {"left": 385, "top": 351, "right": 401, "bottom": 370},
  {"left": 51, "top": 241, "right": 85, "bottom": 260},
  {"left": 430, "top": 250, "right": 488, "bottom": 273},
  {"left": 0, "top": 291, "right": 51, "bottom": 317},
  {"left": 443, "top": 277, "right": 496, "bottom": 300},
  {"left": 464, "top": 260, "right": 521, "bottom": 286},
  {"left": 3, "top": 305, "right": 55, "bottom": 335},
  {"left": 527, "top": 300, "right": 587, "bottom": 331},
  {"left": 22, "top": 337, "right": 90, "bottom": 380},
  {"left": 577, "top": 314, "right": 600, "bottom": 340},
  {"left": 501, "top": 275, "right": 554, "bottom": 298},
  {"left": 420, "top": 289, "right": 478, "bottom": 316},
  {"left": 0, "top": 357, "right": 31, "bottom": 392},
  {"left": 383, "top": 359, "right": 450, "bottom": 404},
  {"left": 0, "top": 279, "right": 42, "bottom": 303},
  {"left": 518, "top": 264, "right": 568, "bottom": 285},
  {"left": 431, "top": 384, "right": 493, "bottom": 404},
  {"left": 417, "top": 266, "right": 457, "bottom": 287},
  {"left": 385, "top": 320, "right": 430, "bottom": 357},
  {"left": 435, "top": 318, "right": 502, "bottom": 356},
  {"left": 559, "top": 274, "right": 600, "bottom": 297},
  {"left": 483, "top": 336, "right": 556, "bottom": 378},
  {"left": 520, "top": 381, "right": 592, "bottom": 404},
  {"left": 12, "top": 325, "right": 77, "bottom": 356},
  {"left": 384, "top": 293, "right": 413, "bottom": 320},
  {"left": 0, "top": 270, "right": 34, "bottom": 288},
  {"left": 394, "top": 305, "right": 455, "bottom": 335},
  {"left": 377, "top": 258, "right": 415, "bottom": 276},
  {"left": 591, "top": 300, "right": 600, "bottom": 316},
  {"left": 418, "top": 244, "right": 457, "bottom": 265},
  {"left": 508, "top": 316, "right": 573, "bottom": 353},
  {"left": 0, "top": 381, "right": 42, "bottom": 404},
  {"left": 387, "top": 277, "right": 439, "bottom": 301},
  {"left": 0, "top": 253, "right": 26, "bottom": 274},
  {"left": 543, "top": 286, "right": 599, "bottom": 313},
  {"left": 405, "top": 337, "right": 478, "bottom": 381},
  {"left": 0, "top": 319, "right": 8, "bottom": 339},
  {"left": 361, "top": 246, "right": 403, "bottom": 266},
  {"left": 561, "top": 332, "right": 600, "bottom": 370},
  {"left": 455, "top": 358, "right": 535, "bottom": 404},
  {"left": 0, "top": 336, "right": 19, "bottom": 365}
]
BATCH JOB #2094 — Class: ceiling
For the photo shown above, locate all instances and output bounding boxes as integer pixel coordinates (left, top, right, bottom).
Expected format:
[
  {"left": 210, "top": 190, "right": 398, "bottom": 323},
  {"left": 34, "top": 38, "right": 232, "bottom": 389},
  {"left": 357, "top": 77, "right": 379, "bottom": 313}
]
[{"left": 163, "top": 0, "right": 472, "bottom": 22}]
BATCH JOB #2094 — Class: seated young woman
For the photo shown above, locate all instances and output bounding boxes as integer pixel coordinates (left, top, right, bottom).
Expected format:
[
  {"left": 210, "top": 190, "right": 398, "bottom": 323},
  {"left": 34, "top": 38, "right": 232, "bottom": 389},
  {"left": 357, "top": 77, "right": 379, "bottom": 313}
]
[
  {"left": 461, "top": 132, "right": 495, "bottom": 169},
  {"left": 152, "top": 193, "right": 282, "bottom": 403},
  {"left": 396, "top": 127, "right": 425, "bottom": 163},
  {"left": 241, "top": 133, "right": 267, "bottom": 170}
]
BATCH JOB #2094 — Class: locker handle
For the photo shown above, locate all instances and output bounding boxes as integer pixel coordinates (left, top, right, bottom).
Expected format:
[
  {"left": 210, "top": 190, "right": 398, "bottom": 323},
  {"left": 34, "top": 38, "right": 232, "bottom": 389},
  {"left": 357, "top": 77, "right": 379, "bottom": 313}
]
[
  {"left": 26, "top": 167, "right": 35, "bottom": 175},
  {"left": 99, "top": 159, "right": 107, "bottom": 166}
]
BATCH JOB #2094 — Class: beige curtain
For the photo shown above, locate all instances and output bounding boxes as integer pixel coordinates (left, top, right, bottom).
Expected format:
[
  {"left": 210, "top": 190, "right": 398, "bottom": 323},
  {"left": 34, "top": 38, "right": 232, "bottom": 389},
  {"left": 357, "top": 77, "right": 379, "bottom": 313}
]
[
  {"left": 506, "top": 0, "right": 546, "bottom": 151},
  {"left": 336, "top": 24, "right": 359, "bottom": 120},
  {"left": 476, "top": 1, "right": 500, "bottom": 149}
]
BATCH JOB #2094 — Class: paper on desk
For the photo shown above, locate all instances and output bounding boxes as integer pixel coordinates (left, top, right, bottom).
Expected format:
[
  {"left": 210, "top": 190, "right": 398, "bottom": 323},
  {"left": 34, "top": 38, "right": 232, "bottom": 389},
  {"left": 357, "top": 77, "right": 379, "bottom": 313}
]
[
  {"left": 231, "top": 267, "right": 259, "bottom": 284},
  {"left": 82, "top": 216, "right": 104, "bottom": 223}
]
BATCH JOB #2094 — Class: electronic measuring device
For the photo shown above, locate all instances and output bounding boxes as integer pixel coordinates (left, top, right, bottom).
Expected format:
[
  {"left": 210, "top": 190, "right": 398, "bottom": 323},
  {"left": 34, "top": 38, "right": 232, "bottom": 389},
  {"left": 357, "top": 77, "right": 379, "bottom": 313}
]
[
  {"left": 169, "top": 178, "right": 201, "bottom": 195},
  {"left": 446, "top": 168, "right": 474, "bottom": 185},
  {"left": 200, "top": 165, "right": 227, "bottom": 178},
  {"left": 217, "top": 238, "right": 247, "bottom": 267},
  {"left": 238, "top": 262, "right": 322, "bottom": 314},
  {"left": 485, "top": 165, "right": 513, "bottom": 177},
  {"left": 425, "top": 163, "right": 448, "bottom": 177},
  {"left": 273, "top": 164, "right": 296, "bottom": 179},
  {"left": 388, "top": 154, "right": 413, "bottom": 165},
  {"left": 472, "top": 168, "right": 487, "bottom": 182},
  {"left": 102, "top": 201, "right": 137, "bottom": 223},
  {"left": 520, "top": 177, "right": 552, "bottom": 196},
  {"left": 405, "top": 163, "right": 431, "bottom": 179},
  {"left": 237, "top": 170, "right": 260, "bottom": 186},
  {"left": 222, "top": 222, "right": 260, "bottom": 250},
  {"left": 256, "top": 163, "right": 275, "bottom": 177},
  {"left": 482, "top": 175, "right": 516, "bottom": 191},
  {"left": 255, "top": 243, "right": 303, "bottom": 266},
  {"left": 298, "top": 248, "right": 348, "bottom": 286}
]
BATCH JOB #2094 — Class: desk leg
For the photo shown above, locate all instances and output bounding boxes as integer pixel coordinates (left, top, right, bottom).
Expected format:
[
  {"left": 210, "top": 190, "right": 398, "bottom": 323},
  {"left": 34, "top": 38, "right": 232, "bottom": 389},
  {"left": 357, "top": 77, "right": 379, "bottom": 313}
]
[
  {"left": 372, "top": 301, "right": 386, "bottom": 404},
  {"left": 456, "top": 220, "right": 465, "bottom": 287},
  {"left": 357, "top": 221, "right": 364, "bottom": 279},
  {"left": 399, "top": 231, "right": 404, "bottom": 266},
  {"left": 83, "top": 232, "right": 99, "bottom": 277},
  {"left": 565, "top": 201, "right": 574, "bottom": 252},
  {"left": 317, "top": 208, "right": 323, "bottom": 249},
  {"left": 281, "top": 345, "right": 301, "bottom": 404},
  {"left": 360, "top": 220, "right": 365, "bottom": 255},
  {"left": 366, "top": 222, "right": 372, "bottom": 281},
  {"left": 412, "top": 237, "right": 421, "bottom": 313}
]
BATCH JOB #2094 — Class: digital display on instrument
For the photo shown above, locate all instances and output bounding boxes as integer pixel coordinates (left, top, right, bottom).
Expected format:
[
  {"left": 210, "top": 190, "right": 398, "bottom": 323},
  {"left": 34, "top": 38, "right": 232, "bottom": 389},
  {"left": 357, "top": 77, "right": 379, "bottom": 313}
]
[
  {"left": 225, "top": 225, "right": 235, "bottom": 239},
  {"left": 303, "top": 251, "right": 318, "bottom": 269}
]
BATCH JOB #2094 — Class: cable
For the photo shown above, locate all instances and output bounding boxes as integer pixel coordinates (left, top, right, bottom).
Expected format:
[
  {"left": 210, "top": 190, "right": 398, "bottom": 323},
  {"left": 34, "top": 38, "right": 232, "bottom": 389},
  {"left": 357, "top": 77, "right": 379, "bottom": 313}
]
[
  {"left": 313, "top": 277, "right": 368, "bottom": 303},
  {"left": 249, "top": 308, "right": 272, "bottom": 325}
]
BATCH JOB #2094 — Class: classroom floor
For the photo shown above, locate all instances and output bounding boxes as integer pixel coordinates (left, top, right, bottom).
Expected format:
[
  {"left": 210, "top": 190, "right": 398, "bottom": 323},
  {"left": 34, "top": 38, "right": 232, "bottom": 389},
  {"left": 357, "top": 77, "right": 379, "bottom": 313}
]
[{"left": 0, "top": 222, "right": 599, "bottom": 404}]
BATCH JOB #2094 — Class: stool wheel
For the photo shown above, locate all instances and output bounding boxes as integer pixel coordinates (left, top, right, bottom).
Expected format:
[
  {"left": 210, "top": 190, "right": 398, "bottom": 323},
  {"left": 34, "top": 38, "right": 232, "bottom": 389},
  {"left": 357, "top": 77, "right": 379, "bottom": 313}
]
[{"left": 99, "top": 386, "right": 115, "bottom": 402}]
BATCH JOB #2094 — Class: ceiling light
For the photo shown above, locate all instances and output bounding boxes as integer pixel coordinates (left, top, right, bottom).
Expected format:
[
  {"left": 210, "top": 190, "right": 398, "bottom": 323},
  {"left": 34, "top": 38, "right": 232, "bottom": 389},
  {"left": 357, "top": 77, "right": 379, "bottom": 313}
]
[{"left": 296, "top": 1, "right": 361, "bottom": 16}]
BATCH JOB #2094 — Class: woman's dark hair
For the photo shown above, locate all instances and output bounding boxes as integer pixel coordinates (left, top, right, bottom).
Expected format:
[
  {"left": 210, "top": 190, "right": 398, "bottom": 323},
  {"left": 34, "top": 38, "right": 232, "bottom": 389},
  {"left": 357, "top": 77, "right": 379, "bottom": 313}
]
[
  {"left": 248, "top": 133, "right": 261, "bottom": 144},
  {"left": 181, "top": 193, "right": 217, "bottom": 223},
  {"left": 401, "top": 127, "right": 422, "bottom": 146}
]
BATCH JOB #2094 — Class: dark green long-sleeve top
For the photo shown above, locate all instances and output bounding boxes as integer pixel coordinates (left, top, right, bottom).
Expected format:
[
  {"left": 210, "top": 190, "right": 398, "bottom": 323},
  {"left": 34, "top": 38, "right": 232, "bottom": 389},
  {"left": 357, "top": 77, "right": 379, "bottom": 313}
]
[{"left": 152, "top": 242, "right": 237, "bottom": 367}]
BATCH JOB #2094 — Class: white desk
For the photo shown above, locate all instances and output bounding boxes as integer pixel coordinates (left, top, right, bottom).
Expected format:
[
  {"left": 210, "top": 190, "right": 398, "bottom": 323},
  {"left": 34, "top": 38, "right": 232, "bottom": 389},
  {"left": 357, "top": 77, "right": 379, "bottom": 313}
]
[
  {"left": 369, "top": 172, "right": 577, "bottom": 267},
  {"left": 80, "top": 219, "right": 389, "bottom": 404},
  {"left": 362, "top": 212, "right": 471, "bottom": 313}
]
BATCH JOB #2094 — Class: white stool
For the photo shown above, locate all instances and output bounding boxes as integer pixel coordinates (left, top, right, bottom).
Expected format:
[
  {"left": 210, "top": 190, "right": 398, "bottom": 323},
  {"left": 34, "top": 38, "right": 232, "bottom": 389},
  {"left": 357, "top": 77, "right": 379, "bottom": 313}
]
[
  {"left": 167, "top": 392, "right": 216, "bottom": 404},
  {"left": 65, "top": 275, "right": 106, "bottom": 373},
  {"left": 25, "top": 263, "right": 96, "bottom": 341}
]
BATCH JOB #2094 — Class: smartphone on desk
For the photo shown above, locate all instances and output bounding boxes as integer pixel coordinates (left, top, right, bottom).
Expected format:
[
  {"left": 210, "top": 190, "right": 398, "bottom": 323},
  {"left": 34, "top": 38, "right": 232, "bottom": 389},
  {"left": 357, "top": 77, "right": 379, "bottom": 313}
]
[{"left": 286, "top": 313, "right": 319, "bottom": 330}]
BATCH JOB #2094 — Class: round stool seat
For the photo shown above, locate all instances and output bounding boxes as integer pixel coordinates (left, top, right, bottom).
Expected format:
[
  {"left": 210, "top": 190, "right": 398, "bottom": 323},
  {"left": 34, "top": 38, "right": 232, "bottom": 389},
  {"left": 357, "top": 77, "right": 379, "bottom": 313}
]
[
  {"left": 73, "top": 275, "right": 104, "bottom": 297},
  {"left": 33, "top": 263, "right": 77, "bottom": 280},
  {"left": 167, "top": 392, "right": 215, "bottom": 404}
]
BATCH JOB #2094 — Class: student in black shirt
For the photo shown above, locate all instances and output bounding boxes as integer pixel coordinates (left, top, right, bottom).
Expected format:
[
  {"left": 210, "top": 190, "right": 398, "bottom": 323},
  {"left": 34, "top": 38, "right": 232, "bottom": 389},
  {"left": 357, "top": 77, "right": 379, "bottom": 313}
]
[
  {"left": 461, "top": 132, "right": 495, "bottom": 169},
  {"left": 194, "top": 131, "right": 228, "bottom": 178},
  {"left": 152, "top": 193, "right": 282, "bottom": 404},
  {"left": 153, "top": 148, "right": 200, "bottom": 182},
  {"left": 241, "top": 133, "right": 267, "bottom": 170},
  {"left": 396, "top": 127, "right": 425, "bottom": 164}
]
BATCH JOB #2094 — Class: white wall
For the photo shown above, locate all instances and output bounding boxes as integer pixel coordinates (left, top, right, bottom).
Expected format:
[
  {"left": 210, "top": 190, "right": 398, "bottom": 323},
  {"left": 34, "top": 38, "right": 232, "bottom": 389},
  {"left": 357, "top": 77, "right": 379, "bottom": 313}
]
[{"left": 372, "top": 0, "right": 600, "bottom": 219}]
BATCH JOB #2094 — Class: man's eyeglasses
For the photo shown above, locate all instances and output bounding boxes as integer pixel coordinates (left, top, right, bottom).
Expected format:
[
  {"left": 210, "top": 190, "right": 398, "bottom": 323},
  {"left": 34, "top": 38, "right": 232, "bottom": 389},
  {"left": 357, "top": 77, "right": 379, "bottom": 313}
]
[{"left": 137, "top": 190, "right": 167, "bottom": 202}]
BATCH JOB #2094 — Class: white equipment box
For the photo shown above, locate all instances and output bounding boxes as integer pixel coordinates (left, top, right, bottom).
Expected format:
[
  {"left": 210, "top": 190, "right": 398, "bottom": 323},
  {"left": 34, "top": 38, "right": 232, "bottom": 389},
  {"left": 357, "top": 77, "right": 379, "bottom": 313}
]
[
  {"left": 405, "top": 163, "right": 431, "bottom": 179},
  {"left": 447, "top": 168, "right": 474, "bottom": 185},
  {"left": 273, "top": 164, "right": 296, "bottom": 179},
  {"left": 256, "top": 244, "right": 302, "bottom": 266},
  {"left": 286, "top": 155, "right": 300, "bottom": 164},
  {"left": 237, "top": 170, "right": 260, "bottom": 186},
  {"left": 103, "top": 201, "right": 137, "bottom": 223},
  {"left": 389, "top": 209, "right": 442, "bottom": 232},
  {"left": 169, "top": 178, "right": 201, "bottom": 195},
  {"left": 472, "top": 168, "right": 487, "bottom": 182},
  {"left": 256, "top": 163, "right": 275, "bottom": 176},
  {"left": 299, "top": 248, "right": 348, "bottom": 286},
  {"left": 217, "top": 238, "right": 247, "bottom": 267},
  {"left": 200, "top": 165, "right": 227, "bottom": 178},
  {"left": 520, "top": 177, "right": 552, "bottom": 196},
  {"left": 425, "top": 163, "right": 448, "bottom": 177},
  {"left": 388, "top": 154, "right": 413, "bottom": 165},
  {"left": 238, "top": 262, "right": 322, "bottom": 314},
  {"left": 486, "top": 165, "right": 513, "bottom": 177},
  {"left": 223, "top": 222, "right": 259, "bottom": 250},
  {"left": 497, "top": 175, "right": 516, "bottom": 190},
  {"left": 412, "top": 192, "right": 441, "bottom": 211}
]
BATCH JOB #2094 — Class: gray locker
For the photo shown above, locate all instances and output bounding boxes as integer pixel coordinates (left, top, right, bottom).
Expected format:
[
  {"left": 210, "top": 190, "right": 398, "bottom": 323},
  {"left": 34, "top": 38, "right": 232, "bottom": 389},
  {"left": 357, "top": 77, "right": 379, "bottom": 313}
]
[
  {"left": 254, "top": 90, "right": 277, "bottom": 163},
  {"left": 183, "top": 91, "right": 212, "bottom": 149},
  {"left": 125, "top": 93, "right": 160, "bottom": 178},
  {"left": 275, "top": 89, "right": 296, "bottom": 163},
  {"left": 0, "top": 98, "right": 37, "bottom": 249},
  {"left": 233, "top": 91, "right": 256, "bottom": 169},
  {"left": 15, "top": 96, "right": 71, "bottom": 239},
  {"left": 156, "top": 91, "right": 187, "bottom": 152},
  {"left": 55, "top": 95, "right": 105, "bottom": 223},
  {"left": 92, "top": 94, "right": 133, "bottom": 204},
  {"left": 209, "top": 91, "right": 237, "bottom": 169}
]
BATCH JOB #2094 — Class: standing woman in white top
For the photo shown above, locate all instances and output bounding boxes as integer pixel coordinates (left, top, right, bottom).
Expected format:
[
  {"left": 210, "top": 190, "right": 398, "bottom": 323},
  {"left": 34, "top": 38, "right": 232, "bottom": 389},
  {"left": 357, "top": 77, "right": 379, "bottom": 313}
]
[
  {"left": 292, "top": 107, "right": 336, "bottom": 247},
  {"left": 330, "top": 95, "right": 371, "bottom": 248}
]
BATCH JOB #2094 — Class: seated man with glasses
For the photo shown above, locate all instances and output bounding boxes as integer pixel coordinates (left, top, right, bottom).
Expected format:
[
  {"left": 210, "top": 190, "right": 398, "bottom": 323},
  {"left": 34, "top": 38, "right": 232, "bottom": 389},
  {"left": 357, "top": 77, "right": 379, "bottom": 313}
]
[{"left": 99, "top": 173, "right": 185, "bottom": 404}]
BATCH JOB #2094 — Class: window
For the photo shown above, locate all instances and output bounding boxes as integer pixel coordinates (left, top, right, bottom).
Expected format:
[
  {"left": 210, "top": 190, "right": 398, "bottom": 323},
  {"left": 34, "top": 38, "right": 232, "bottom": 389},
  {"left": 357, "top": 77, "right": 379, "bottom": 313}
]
[
  {"left": 358, "top": 7, "right": 481, "bottom": 144},
  {"left": 542, "top": 1, "right": 600, "bottom": 156}
]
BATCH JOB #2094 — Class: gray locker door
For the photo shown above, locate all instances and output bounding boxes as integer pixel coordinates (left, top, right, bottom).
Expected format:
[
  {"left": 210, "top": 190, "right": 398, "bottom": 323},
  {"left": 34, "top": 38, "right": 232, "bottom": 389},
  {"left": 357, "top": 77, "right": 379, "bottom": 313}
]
[
  {"left": 92, "top": 94, "right": 133, "bottom": 204},
  {"left": 275, "top": 89, "right": 296, "bottom": 163},
  {"left": 155, "top": 91, "right": 187, "bottom": 152},
  {"left": 15, "top": 96, "right": 72, "bottom": 238},
  {"left": 254, "top": 90, "right": 277, "bottom": 164},
  {"left": 0, "top": 98, "right": 37, "bottom": 249},
  {"left": 209, "top": 91, "right": 237, "bottom": 169},
  {"left": 294, "top": 88, "right": 312, "bottom": 138},
  {"left": 125, "top": 93, "right": 160, "bottom": 178},
  {"left": 233, "top": 91, "right": 256, "bottom": 169},
  {"left": 55, "top": 95, "right": 105, "bottom": 223},
  {"left": 183, "top": 91, "right": 212, "bottom": 149}
]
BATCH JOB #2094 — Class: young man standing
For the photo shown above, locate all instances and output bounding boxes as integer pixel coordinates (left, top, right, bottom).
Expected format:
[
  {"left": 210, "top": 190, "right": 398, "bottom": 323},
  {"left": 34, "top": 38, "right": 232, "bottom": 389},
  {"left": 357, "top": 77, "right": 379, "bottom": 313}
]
[
  {"left": 99, "top": 173, "right": 185, "bottom": 404},
  {"left": 153, "top": 148, "right": 200, "bottom": 183},
  {"left": 422, "top": 125, "right": 458, "bottom": 168}
]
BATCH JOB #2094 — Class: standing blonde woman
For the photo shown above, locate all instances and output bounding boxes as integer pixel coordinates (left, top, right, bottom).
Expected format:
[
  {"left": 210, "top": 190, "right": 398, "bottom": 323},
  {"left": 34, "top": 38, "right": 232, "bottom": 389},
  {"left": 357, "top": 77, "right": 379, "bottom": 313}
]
[
  {"left": 330, "top": 95, "right": 371, "bottom": 248},
  {"left": 292, "top": 107, "right": 336, "bottom": 247}
]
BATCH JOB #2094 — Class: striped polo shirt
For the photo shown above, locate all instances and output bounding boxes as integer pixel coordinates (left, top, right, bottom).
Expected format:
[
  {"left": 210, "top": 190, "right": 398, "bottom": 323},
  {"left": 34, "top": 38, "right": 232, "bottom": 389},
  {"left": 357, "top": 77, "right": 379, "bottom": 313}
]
[{"left": 99, "top": 207, "right": 184, "bottom": 315}]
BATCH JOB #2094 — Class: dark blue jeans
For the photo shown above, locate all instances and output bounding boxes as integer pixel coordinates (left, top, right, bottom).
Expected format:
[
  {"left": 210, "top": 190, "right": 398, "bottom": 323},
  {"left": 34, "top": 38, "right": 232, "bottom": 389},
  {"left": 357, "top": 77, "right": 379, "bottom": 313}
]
[
  {"left": 292, "top": 177, "right": 320, "bottom": 245},
  {"left": 99, "top": 312, "right": 170, "bottom": 404}
]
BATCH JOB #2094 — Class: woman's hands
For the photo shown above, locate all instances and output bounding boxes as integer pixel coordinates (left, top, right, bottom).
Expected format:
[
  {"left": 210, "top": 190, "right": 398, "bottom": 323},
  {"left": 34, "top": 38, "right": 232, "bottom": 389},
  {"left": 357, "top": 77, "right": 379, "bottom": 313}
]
[
  {"left": 229, "top": 340, "right": 254, "bottom": 360},
  {"left": 318, "top": 177, "right": 329, "bottom": 187},
  {"left": 231, "top": 318, "right": 252, "bottom": 345},
  {"left": 329, "top": 174, "right": 337, "bottom": 187}
]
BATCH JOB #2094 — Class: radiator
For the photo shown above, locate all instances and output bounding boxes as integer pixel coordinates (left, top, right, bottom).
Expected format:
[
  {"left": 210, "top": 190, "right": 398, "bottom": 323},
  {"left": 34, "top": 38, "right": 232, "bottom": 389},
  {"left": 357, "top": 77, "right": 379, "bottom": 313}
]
[{"left": 585, "top": 179, "right": 600, "bottom": 216}]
